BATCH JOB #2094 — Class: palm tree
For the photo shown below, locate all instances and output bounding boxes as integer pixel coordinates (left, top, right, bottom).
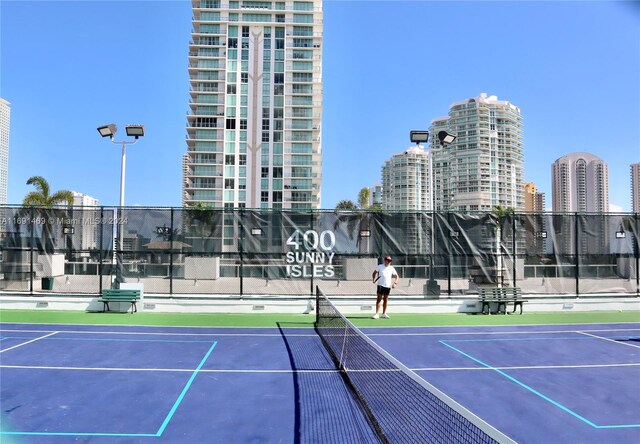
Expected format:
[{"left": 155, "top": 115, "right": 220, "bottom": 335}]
[
  {"left": 23, "top": 176, "right": 73, "bottom": 253},
  {"left": 491, "top": 205, "right": 515, "bottom": 287},
  {"left": 23, "top": 176, "right": 74, "bottom": 207},
  {"left": 336, "top": 199, "right": 358, "bottom": 210},
  {"left": 184, "top": 202, "right": 218, "bottom": 254}
]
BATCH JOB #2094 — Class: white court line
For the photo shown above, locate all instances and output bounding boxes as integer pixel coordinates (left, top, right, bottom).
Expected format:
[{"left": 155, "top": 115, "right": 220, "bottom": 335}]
[
  {"left": 0, "top": 331, "right": 59, "bottom": 353},
  {"left": 577, "top": 331, "right": 640, "bottom": 349},
  {"left": 0, "top": 328, "right": 316, "bottom": 337},
  {"left": 369, "top": 327, "right": 640, "bottom": 337},
  {"left": 0, "top": 364, "right": 339, "bottom": 374},
  {"left": 3, "top": 362, "right": 638, "bottom": 373},
  {"left": 412, "top": 362, "right": 640, "bottom": 371}
]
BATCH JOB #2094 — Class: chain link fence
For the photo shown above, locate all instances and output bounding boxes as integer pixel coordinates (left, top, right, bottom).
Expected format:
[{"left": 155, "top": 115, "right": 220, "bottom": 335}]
[{"left": 0, "top": 206, "right": 637, "bottom": 298}]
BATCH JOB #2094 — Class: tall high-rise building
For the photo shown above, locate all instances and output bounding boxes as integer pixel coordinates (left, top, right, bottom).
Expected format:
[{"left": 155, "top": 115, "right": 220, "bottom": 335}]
[
  {"left": 551, "top": 152, "right": 609, "bottom": 256},
  {"left": 523, "top": 182, "right": 545, "bottom": 212},
  {"left": 631, "top": 162, "right": 640, "bottom": 213},
  {"left": 381, "top": 146, "right": 434, "bottom": 211},
  {"left": 69, "top": 192, "right": 99, "bottom": 254},
  {"left": 0, "top": 98, "right": 10, "bottom": 206},
  {"left": 551, "top": 152, "right": 609, "bottom": 213},
  {"left": 183, "top": 0, "right": 323, "bottom": 210},
  {"left": 368, "top": 182, "right": 382, "bottom": 207},
  {"left": 429, "top": 93, "right": 524, "bottom": 212}
]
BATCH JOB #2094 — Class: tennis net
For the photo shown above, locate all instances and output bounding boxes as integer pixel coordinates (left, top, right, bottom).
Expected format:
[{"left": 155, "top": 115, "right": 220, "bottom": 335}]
[{"left": 314, "top": 286, "right": 515, "bottom": 444}]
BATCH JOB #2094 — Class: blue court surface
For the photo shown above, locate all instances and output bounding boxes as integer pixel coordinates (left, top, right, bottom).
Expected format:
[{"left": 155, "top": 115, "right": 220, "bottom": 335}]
[{"left": 1, "top": 322, "right": 639, "bottom": 443}]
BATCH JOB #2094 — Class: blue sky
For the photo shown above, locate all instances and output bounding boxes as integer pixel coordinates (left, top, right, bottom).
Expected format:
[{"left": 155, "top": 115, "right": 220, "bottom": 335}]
[{"left": 2, "top": 0, "right": 639, "bottom": 211}]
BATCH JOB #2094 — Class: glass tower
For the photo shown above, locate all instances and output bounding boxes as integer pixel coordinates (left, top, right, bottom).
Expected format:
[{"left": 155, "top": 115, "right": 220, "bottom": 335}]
[{"left": 183, "top": 0, "right": 323, "bottom": 210}]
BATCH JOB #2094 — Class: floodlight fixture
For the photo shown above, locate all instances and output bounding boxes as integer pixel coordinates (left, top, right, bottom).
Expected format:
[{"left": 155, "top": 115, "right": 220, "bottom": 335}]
[
  {"left": 126, "top": 124, "right": 145, "bottom": 139},
  {"left": 410, "top": 130, "right": 429, "bottom": 145},
  {"left": 438, "top": 130, "right": 457, "bottom": 145},
  {"left": 97, "top": 124, "right": 118, "bottom": 138},
  {"left": 251, "top": 228, "right": 262, "bottom": 236},
  {"left": 359, "top": 230, "right": 371, "bottom": 238}
]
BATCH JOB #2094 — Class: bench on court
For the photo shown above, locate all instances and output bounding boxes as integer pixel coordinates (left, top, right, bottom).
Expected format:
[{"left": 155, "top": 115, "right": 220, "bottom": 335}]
[
  {"left": 478, "top": 287, "right": 527, "bottom": 315},
  {"left": 99, "top": 289, "right": 141, "bottom": 314}
]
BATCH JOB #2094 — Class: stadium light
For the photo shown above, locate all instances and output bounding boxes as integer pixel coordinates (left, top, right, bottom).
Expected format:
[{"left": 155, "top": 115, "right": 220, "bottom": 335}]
[
  {"left": 97, "top": 123, "right": 145, "bottom": 208},
  {"left": 126, "top": 124, "right": 145, "bottom": 139},
  {"left": 409, "top": 128, "right": 457, "bottom": 297},
  {"left": 97, "top": 122, "right": 145, "bottom": 282},
  {"left": 410, "top": 130, "right": 429, "bottom": 144},
  {"left": 438, "top": 130, "right": 457, "bottom": 145},
  {"left": 97, "top": 124, "right": 118, "bottom": 138}
]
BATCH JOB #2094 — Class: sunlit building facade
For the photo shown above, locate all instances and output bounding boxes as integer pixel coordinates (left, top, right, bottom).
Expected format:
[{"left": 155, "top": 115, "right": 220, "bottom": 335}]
[
  {"left": 183, "top": 0, "right": 323, "bottom": 210},
  {"left": 429, "top": 93, "right": 524, "bottom": 212},
  {"left": 523, "top": 182, "right": 545, "bottom": 212},
  {"left": 551, "top": 152, "right": 609, "bottom": 213},
  {"left": 382, "top": 146, "right": 433, "bottom": 211}
]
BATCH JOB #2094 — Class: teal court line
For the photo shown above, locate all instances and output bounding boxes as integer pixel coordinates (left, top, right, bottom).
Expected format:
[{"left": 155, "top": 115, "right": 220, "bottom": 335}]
[
  {"left": 439, "top": 338, "right": 640, "bottom": 429},
  {"left": 0, "top": 340, "right": 218, "bottom": 437}
]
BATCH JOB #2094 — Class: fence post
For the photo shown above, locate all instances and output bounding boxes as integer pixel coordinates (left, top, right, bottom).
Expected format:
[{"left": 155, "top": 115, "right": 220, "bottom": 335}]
[
  {"left": 239, "top": 208, "right": 244, "bottom": 297},
  {"left": 98, "top": 206, "right": 104, "bottom": 294},
  {"left": 170, "top": 207, "right": 174, "bottom": 297},
  {"left": 633, "top": 213, "right": 640, "bottom": 296},
  {"left": 29, "top": 206, "right": 34, "bottom": 295},
  {"left": 575, "top": 213, "right": 580, "bottom": 297}
]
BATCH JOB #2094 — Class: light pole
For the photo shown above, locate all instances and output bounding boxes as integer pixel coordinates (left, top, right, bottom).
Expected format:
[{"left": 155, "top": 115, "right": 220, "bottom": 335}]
[
  {"left": 97, "top": 123, "right": 145, "bottom": 283},
  {"left": 410, "top": 130, "right": 456, "bottom": 297}
]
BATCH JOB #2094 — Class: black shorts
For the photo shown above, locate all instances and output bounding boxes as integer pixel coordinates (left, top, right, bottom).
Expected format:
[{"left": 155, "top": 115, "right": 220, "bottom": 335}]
[{"left": 377, "top": 285, "right": 391, "bottom": 296}]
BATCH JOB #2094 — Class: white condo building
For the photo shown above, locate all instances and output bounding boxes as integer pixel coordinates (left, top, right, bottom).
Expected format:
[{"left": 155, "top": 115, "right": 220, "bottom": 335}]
[
  {"left": 632, "top": 162, "right": 640, "bottom": 213},
  {"left": 429, "top": 93, "right": 524, "bottom": 212},
  {"left": 382, "top": 146, "right": 433, "bottom": 211},
  {"left": 0, "top": 98, "right": 10, "bottom": 206},
  {"left": 183, "top": 0, "right": 323, "bottom": 210},
  {"left": 551, "top": 152, "right": 609, "bottom": 213},
  {"left": 70, "top": 192, "right": 99, "bottom": 252},
  {"left": 368, "top": 182, "right": 382, "bottom": 207}
]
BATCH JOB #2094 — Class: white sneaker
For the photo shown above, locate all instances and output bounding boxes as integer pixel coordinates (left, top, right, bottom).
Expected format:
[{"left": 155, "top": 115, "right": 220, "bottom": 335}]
[
  {"left": 372, "top": 314, "right": 379, "bottom": 319},
  {"left": 381, "top": 313, "right": 390, "bottom": 319}
]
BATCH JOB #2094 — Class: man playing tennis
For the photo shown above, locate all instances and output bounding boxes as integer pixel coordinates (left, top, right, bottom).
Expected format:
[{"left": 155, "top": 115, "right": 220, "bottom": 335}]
[{"left": 371, "top": 255, "right": 399, "bottom": 319}]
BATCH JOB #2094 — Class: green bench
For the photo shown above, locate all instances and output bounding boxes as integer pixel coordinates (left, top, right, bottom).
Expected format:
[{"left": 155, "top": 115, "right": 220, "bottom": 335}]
[
  {"left": 478, "top": 287, "right": 527, "bottom": 315},
  {"left": 99, "top": 289, "right": 141, "bottom": 314}
]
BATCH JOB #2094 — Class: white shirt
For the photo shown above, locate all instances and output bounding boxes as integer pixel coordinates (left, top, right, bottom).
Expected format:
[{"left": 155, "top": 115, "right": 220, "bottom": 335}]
[{"left": 375, "top": 263, "right": 397, "bottom": 288}]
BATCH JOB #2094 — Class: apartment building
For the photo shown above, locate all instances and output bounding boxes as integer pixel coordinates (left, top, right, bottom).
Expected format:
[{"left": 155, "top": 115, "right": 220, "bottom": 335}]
[
  {"left": 523, "top": 182, "right": 545, "bottom": 212},
  {"left": 183, "top": 0, "right": 323, "bottom": 210},
  {"left": 381, "top": 145, "right": 433, "bottom": 211},
  {"left": 551, "top": 152, "right": 609, "bottom": 213},
  {"left": 429, "top": 93, "right": 524, "bottom": 212}
]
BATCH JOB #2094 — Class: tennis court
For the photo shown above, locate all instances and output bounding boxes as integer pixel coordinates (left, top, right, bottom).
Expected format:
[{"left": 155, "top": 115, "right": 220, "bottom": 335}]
[{"left": 1, "top": 307, "right": 639, "bottom": 443}]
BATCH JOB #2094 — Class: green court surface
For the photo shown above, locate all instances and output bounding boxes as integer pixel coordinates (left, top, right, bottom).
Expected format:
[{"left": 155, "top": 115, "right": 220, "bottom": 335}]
[{"left": 1, "top": 308, "right": 638, "bottom": 328}]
